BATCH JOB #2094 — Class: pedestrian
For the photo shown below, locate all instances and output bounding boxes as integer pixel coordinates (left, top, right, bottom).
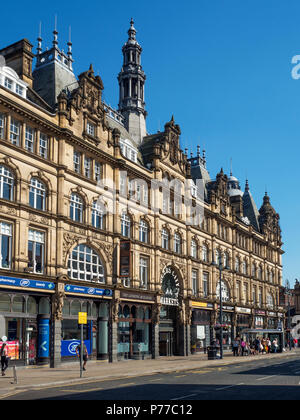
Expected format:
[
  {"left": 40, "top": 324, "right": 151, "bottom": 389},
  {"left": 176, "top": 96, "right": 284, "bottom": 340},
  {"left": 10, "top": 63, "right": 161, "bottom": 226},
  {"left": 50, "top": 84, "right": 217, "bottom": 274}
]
[
  {"left": 240, "top": 339, "right": 246, "bottom": 356},
  {"left": 1, "top": 342, "right": 9, "bottom": 376},
  {"left": 232, "top": 338, "right": 239, "bottom": 356},
  {"left": 76, "top": 343, "right": 88, "bottom": 371},
  {"left": 254, "top": 337, "right": 260, "bottom": 355},
  {"left": 267, "top": 338, "right": 271, "bottom": 354},
  {"left": 272, "top": 338, "right": 278, "bottom": 353}
]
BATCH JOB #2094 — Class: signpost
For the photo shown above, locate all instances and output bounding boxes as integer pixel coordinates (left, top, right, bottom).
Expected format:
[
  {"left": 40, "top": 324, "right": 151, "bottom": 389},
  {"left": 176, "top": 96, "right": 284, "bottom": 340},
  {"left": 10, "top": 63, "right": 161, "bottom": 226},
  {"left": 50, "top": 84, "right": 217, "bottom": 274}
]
[{"left": 78, "top": 312, "right": 87, "bottom": 378}]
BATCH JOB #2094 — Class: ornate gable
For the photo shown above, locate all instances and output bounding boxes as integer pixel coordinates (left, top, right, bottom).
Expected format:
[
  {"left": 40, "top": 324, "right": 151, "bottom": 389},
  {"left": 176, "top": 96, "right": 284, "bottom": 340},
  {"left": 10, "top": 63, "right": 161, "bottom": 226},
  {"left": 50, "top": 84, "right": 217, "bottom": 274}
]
[{"left": 57, "top": 64, "right": 108, "bottom": 142}]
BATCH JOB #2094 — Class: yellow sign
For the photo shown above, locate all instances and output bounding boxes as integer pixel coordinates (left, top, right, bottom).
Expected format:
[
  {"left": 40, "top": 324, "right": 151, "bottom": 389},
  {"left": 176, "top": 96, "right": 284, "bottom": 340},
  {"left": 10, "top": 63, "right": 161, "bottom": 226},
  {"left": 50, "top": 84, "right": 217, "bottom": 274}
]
[
  {"left": 191, "top": 301, "right": 208, "bottom": 308},
  {"left": 78, "top": 312, "right": 87, "bottom": 324}
]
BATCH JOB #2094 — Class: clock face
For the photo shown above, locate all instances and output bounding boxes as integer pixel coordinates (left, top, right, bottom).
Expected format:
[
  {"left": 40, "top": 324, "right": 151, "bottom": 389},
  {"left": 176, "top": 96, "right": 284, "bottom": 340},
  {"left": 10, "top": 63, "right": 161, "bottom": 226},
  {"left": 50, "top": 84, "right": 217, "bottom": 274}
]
[{"left": 216, "top": 281, "right": 230, "bottom": 301}]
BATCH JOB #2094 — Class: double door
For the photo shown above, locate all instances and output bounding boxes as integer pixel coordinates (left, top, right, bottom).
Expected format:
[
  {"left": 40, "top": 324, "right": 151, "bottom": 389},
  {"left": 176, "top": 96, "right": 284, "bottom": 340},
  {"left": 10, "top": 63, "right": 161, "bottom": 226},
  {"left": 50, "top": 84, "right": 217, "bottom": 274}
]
[{"left": 159, "top": 331, "right": 174, "bottom": 356}]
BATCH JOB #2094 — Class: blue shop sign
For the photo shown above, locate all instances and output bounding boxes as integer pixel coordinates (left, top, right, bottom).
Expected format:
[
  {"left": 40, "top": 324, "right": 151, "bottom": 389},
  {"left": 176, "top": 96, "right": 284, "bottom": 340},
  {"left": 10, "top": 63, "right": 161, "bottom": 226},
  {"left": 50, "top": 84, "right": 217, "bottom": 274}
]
[
  {"left": 38, "top": 319, "right": 50, "bottom": 358},
  {"left": 65, "top": 284, "right": 112, "bottom": 297},
  {"left": 0, "top": 276, "right": 55, "bottom": 291},
  {"left": 61, "top": 340, "right": 91, "bottom": 357}
]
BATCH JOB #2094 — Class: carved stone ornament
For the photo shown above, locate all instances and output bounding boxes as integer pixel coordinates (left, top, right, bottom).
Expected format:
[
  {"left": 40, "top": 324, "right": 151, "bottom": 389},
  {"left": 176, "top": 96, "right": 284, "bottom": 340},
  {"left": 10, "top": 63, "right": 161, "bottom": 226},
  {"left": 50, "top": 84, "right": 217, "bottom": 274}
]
[{"left": 52, "top": 284, "right": 65, "bottom": 321}]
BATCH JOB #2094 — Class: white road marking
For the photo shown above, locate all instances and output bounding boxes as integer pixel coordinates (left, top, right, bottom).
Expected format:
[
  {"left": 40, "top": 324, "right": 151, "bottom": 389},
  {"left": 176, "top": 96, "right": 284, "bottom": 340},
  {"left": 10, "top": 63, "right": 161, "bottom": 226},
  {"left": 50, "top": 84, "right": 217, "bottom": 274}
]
[{"left": 256, "top": 376, "right": 275, "bottom": 381}]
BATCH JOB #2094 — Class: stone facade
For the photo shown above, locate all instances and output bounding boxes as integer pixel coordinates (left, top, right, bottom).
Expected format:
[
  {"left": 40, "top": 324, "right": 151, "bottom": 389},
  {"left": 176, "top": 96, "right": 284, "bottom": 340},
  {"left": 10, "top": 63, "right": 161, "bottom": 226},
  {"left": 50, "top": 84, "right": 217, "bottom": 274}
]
[{"left": 0, "top": 21, "right": 284, "bottom": 365}]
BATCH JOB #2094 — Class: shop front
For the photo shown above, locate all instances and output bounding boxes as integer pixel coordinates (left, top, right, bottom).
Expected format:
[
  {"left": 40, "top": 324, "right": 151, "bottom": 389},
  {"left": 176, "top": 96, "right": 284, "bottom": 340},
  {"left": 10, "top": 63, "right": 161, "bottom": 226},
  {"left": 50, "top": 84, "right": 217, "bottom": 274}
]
[
  {"left": 159, "top": 266, "right": 181, "bottom": 356},
  {"left": 0, "top": 275, "right": 54, "bottom": 365},
  {"left": 190, "top": 301, "right": 213, "bottom": 353},
  {"left": 215, "top": 305, "right": 235, "bottom": 349},
  {"left": 236, "top": 307, "right": 252, "bottom": 337},
  {"left": 62, "top": 283, "right": 112, "bottom": 361},
  {"left": 254, "top": 310, "right": 266, "bottom": 329},
  {"left": 117, "top": 290, "right": 154, "bottom": 360}
]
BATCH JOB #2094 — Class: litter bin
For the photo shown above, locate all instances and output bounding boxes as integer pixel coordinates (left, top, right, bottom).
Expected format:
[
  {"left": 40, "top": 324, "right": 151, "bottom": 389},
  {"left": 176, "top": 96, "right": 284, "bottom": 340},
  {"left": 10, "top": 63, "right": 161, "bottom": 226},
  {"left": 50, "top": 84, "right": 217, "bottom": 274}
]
[{"left": 207, "top": 346, "right": 218, "bottom": 360}]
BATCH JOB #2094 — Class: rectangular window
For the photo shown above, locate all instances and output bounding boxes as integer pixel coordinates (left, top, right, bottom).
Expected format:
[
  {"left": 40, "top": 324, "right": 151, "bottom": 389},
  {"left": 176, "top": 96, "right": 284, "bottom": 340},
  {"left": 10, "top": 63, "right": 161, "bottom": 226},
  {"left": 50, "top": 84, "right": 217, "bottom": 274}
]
[
  {"left": 0, "top": 114, "right": 4, "bottom": 139},
  {"left": 192, "top": 269, "right": 198, "bottom": 296},
  {"left": 28, "top": 229, "right": 45, "bottom": 274},
  {"left": 87, "top": 121, "right": 95, "bottom": 137},
  {"left": 95, "top": 162, "right": 101, "bottom": 182},
  {"left": 39, "top": 133, "right": 48, "bottom": 158},
  {"left": 4, "top": 78, "right": 13, "bottom": 90},
  {"left": 25, "top": 126, "right": 34, "bottom": 152},
  {"left": 84, "top": 157, "right": 91, "bottom": 178},
  {"left": 15, "top": 84, "right": 24, "bottom": 96},
  {"left": 74, "top": 151, "right": 81, "bottom": 174},
  {"left": 203, "top": 272, "right": 209, "bottom": 297},
  {"left": 10, "top": 118, "right": 20, "bottom": 145},
  {"left": 139, "top": 257, "right": 148, "bottom": 289},
  {"left": 0, "top": 222, "right": 12, "bottom": 269}
]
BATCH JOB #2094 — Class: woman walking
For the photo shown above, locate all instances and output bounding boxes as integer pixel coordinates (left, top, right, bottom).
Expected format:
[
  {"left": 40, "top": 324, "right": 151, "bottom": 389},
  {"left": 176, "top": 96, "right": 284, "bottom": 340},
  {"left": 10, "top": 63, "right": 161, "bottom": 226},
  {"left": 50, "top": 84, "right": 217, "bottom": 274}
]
[{"left": 1, "top": 342, "right": 9, "bottom": 376}]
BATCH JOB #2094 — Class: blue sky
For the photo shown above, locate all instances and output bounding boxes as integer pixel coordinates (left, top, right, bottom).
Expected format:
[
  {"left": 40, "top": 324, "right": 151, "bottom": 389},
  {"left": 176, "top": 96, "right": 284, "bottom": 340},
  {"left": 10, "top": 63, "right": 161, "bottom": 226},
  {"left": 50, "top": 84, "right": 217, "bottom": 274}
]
[{"left": 1, "top": 0, "right": 299, "bottom": 285}]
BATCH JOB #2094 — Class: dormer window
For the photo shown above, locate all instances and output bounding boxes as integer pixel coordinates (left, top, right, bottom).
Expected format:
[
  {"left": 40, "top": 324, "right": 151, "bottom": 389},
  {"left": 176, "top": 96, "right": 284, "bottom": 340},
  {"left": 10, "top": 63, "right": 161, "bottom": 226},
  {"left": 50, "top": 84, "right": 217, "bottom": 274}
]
[
  {"left": 4, "top": 78, "right": 13, "bottom": 90},
  {"left": 0, "top": 66, "right": 27, "bottom": 98},
  {"left": 120, "top": 138, "right": 137, "bottom": 163}
]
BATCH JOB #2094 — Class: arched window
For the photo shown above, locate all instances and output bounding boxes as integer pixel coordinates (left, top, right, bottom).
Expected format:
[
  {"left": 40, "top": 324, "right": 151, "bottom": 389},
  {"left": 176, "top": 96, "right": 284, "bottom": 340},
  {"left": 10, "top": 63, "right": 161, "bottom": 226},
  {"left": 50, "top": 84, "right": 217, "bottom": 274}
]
[
  {"left": 0, "top": 294, "right": 10, "bottom": 311},
  {"left": 0, "top": 165, "right": 14, "bottom": 201},
  {"left": 191, "top": 239, "right": 197, "bottom": 258},
  {"left": 235, "top": 257, "right": 240, "bottom": 273},
  {"left": 267, "top": 293, "right": 274, "bottom": 308},
  {"left": 27, "top": 296, "right": 37, "bottom": 314},
  {"left": 139, "top": 219, "right": 149, "bottom": 243},
  {"left": 252, "top": 263, "right": 256, "bottom": 278},
  {"left": 216, "top": 281, "right": 231, "bottom": 302},
  {"left": 223, "top": 252, "right": 230, "bottom": 269},
  {"left": 121, "top": 213, "right": 131, "bottom": 238},
  {"left": 12, "top": 296, "right": 24, "bottom": 313},
  {"left": 39, "top": 297, "right": 50, "bottom": 315},
  {"left": 68, "top": 244, "right": 105, "bottom": 283},
  {"left": 202, "top": 244, "right": 208, "bottom": 262},
  {"left": 70, "top": 193, "right": 84, "bottom": 222},
  {"left": 258, "top": 266, "right": 263, "bottom": 280},
  {"left": 29, "top": 178, "right": 46, "bottom": 210},
  {"left": 174, "top": 233, "right": 181, "bottom": 254},
  {"left": 242, "top": 260, "right": 247, "bottom": 275},
  {"left": 161, "top": 228, "right": 169, "bottom": 250},
  {"left": 92, "top": 200, "right": 104, "bottom": 229}
]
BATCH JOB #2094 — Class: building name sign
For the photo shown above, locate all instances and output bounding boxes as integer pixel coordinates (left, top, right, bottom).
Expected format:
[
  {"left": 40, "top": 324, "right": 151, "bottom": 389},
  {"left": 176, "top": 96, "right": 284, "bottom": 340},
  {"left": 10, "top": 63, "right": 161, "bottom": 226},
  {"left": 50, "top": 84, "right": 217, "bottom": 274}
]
[
  {"left": 160, "top": 266, "right": 180, "bottom": 307},
  {"left": 120, "top": 291, "right": 155, "bottom": 302},
  {"left": 0, "top": 276, "right": 55, "bottom": 292},
  {"left": 236, "top": 307, "right": 252, "bottom": 314},
  {"left": 191, "top": 301, "right": 213, "bottom": 309}
]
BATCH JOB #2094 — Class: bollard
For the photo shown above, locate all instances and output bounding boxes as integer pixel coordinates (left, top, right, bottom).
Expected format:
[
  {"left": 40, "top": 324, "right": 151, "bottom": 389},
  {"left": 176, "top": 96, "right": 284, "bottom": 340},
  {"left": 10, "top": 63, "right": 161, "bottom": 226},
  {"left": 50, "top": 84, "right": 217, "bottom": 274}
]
[{"left": 13, "top": 365, "right": 18, "bottom": 384}]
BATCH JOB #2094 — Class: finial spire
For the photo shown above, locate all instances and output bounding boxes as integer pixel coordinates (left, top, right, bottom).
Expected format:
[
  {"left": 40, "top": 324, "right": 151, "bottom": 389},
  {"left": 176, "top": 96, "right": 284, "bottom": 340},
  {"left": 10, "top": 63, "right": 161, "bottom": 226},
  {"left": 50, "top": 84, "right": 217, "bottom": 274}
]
[
  {"left": 53, "top": 15, "right": 58, "bottom": 47},
  {"left": 128, "top": 17, "right": 137, "bottom": 40},
  {"left": 67, "top": 26, "right": 73, "bottom": 59},
  {"left": 197, "top": 145, "right": 200, "bottom": 157},
  {"left": 37, "top": 21, "right": 42, "bottom": 55},
  {"left": 230, "top": 157, "right": 233, "bottom": 177},
  {"left": 245, "top": 179, "right": 249, "bottom": 192}
]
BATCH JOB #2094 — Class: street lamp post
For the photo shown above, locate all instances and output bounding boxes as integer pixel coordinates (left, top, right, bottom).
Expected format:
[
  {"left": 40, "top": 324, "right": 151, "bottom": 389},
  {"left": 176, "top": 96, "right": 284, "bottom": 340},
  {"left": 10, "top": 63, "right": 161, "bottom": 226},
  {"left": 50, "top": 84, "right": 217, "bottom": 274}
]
[
  {"left": 214, "top": 253, "right": 228, "bottom": 360},
  {"left": 285, "top": 280, "right": 292, "bottom": 350}
]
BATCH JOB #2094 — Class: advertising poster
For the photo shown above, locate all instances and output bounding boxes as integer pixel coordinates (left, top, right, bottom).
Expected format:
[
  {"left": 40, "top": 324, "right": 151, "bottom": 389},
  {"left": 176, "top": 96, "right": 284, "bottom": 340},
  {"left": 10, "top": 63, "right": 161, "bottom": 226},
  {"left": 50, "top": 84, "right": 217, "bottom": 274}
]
[{"left": 0, "top": 341, "right": 20, "bottom": 360}]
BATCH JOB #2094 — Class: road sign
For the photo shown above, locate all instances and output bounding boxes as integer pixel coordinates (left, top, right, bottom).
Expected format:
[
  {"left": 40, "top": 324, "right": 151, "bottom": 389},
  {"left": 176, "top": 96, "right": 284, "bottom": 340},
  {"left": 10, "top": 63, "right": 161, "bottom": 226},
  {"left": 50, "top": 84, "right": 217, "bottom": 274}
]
[{"left": 78, "top": 312, "right": 87, "bottom": 325}]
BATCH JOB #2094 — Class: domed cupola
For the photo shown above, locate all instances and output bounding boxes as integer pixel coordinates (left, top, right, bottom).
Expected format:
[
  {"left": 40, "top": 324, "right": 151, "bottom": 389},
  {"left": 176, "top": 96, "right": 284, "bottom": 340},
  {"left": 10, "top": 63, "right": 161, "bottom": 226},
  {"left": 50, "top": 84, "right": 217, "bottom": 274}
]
[{"left": 227, "top": 173, "right": 243, "bottom": 198}]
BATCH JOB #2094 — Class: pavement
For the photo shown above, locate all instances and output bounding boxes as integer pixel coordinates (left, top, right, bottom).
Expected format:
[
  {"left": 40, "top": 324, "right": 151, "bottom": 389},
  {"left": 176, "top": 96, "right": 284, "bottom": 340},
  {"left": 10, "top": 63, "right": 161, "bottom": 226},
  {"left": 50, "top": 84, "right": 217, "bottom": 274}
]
[{"left": 0, "top": 349, "right": 299, "bottom": 393}]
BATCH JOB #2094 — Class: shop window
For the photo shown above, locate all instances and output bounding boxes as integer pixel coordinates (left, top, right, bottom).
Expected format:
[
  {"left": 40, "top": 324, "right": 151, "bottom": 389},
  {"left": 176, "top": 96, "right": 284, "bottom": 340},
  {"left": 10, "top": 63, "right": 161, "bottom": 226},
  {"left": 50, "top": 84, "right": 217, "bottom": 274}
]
[
  {"left": 123, "top": 305, "right": 130, "bottom": 318},
  {"left": 91, "top": 303, "right": 97, "bottom": 318},
  {"left": 0, "top": 294, "right": 10, "bottom": 311},
  {"left": 71, "top": 300, "right": 81, "bottom": 316},
  {"left": 12, "top": 296, "right": 24, "bottom": 313},
  {"left": 145, "top": 308, "right": 151, "bottom": 320},
  {"left": 82, "top": 302, "right": 88, "bottom": 314},
  {"left": 137, "top": 307, "right": 144, "bottom": 320},
  {"left": 27, "top": 297, "right": 37, "bottom": 314},
  {"left": 39, "top": 298, "right": 50, "bottom": 315},
  {"left": 131, "top": 306, "right": 136, "bottom": 318},
  {"left": 63, "top": 301, "right": 70, "bottom": 316}
]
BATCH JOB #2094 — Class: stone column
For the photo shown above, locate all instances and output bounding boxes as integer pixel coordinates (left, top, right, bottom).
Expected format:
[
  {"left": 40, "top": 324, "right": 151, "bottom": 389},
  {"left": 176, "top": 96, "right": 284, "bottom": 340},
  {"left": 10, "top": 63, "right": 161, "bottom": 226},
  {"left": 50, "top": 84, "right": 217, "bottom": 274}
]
[
  {"left": 152, "top": 298, "right": 161, "bottom": 359},
  {"left": 50, "top": 282, "right": 65, "bottom": 368},
  {"left": 109, "top": 291, "right": 120, "bottom": 363}
]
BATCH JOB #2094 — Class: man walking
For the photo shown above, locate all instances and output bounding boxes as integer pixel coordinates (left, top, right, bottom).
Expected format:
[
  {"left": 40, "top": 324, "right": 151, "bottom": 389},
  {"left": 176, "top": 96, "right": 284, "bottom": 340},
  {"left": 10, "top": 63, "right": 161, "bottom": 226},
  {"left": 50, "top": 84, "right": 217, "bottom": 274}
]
[{"left": 76, "top": 342, "right": 88, "bottom": 371}]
